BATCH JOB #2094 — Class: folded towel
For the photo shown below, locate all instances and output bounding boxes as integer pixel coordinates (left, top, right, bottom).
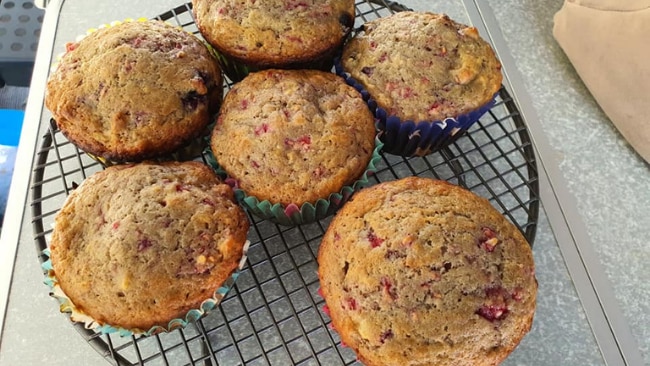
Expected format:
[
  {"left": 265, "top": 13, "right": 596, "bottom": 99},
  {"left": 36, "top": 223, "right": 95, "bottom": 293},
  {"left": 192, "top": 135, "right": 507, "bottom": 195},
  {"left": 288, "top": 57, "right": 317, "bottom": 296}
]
[{"left": 553, "top": 0, "right": 650, "bottom": 163}]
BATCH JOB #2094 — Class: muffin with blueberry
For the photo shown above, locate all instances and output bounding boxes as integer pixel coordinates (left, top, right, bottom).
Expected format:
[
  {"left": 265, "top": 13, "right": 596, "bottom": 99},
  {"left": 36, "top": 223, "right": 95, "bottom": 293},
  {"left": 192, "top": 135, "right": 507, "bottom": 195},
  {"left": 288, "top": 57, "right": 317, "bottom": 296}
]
[
  {"left": 338, "top": 11, "right": 502, "bottom": 156},
  {"left": 45, "top": 19, "right": 223, "bottom": 162},
  {"left": 46, "top": 161, "right": 249, "bottom": 335}
]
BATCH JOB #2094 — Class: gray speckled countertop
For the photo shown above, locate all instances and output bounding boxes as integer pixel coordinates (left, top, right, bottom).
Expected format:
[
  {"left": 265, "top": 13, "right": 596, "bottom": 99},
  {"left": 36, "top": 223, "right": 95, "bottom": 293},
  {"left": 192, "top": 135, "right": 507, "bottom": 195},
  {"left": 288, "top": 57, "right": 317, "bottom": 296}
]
[
  {"left": 486, "top": 0, "right": 650, "bottom": 363},
  {"left": 0, "top": 0, "right": 647, "bottom": 365}
]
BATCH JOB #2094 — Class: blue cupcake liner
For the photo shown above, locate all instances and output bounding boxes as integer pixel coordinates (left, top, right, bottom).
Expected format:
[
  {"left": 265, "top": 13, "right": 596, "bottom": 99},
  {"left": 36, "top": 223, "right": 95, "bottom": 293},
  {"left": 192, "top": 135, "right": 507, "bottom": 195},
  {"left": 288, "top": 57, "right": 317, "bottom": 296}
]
[
  {"left": 210, "top": 49, "right": 256, "bottom": 83},
  {"left": 205, "top": 137, "right": 383, "bottom": 226},
  {"left": 41, "top": 241, "right": 249, "bottom": 337},
  {"left": 334, "top": 58, "right": 498, "bottom": 157}
]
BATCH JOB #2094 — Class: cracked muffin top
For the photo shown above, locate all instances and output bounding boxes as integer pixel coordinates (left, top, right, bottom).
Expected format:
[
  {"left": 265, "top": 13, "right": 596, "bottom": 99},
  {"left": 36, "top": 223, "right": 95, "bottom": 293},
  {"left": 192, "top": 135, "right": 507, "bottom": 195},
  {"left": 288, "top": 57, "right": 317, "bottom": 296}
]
[
  {"left": 49, "top": 161, "right": 249, "bottom": 332},
  {"left": 45, "top": 20, "right": 223, "bottom": 162},
  {"left": 210, "top": 69, "right": 376, "bottom": 206},
  {"left": 341, "top": 11, "right": 502, "bottom": 122},
  {"left": 318, "top": 177, "right": 537, "bottom": 366},
  {"left": 192, "top": 0, "right": 355, "bottom": 67}
]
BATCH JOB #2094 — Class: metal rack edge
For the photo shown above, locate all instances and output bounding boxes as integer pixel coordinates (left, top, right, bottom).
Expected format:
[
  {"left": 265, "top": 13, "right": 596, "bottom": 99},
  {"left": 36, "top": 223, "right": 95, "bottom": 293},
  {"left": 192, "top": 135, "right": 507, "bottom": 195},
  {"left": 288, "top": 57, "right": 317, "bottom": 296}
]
[
  {"left": 462, "top": 1, "right": 645, "bottom": 365},
  {"left": 0, "top": 0, "right": 64, "bottom": 344},
  {"left": 4, "top": 1, "right": 544, "bottom": 366}
]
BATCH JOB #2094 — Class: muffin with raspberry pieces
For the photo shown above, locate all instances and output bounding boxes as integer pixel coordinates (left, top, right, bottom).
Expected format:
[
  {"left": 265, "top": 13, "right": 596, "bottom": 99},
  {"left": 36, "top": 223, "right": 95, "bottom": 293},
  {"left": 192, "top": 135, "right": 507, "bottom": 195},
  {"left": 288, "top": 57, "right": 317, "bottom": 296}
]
[
  {"left": 47, "top": 161, "right": 249, "bottom": 334},
  {"left": 338, "top": 11, "right": 503, "bottom": 156},
  {"left": 209, "top": 69, "right": 378, "bottom": 225},
  {"left": 318, "top": 177, "right": 537, "bottom": 366},
  {"left": 45, "top": 20, "right": 223, "bottom": 162},
  {"left": 192, "top": 0, "right": 355, "bottom": 81}
]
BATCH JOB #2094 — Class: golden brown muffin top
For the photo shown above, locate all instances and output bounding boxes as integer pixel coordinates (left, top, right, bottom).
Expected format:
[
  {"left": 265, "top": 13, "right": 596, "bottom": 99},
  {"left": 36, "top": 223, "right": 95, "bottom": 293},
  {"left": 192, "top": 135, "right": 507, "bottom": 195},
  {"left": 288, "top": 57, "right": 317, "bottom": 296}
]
[
  {"left": 192, "top": 0, "right": 355, "bottom": 66},
  {"left": 211, "top": 69, "right": 376, "bottom": 206},
  {"left": 45, "top": 20, "right": 222, "bottom": 161},
  {"left": 342, "top": 12, "right": 502, "bottom": 122},
  {"left": 49, "top": 161, "right": 249, "bottom": 331},
  {"left": 318, "top": 177, "right": 537, "bottom": 366}
]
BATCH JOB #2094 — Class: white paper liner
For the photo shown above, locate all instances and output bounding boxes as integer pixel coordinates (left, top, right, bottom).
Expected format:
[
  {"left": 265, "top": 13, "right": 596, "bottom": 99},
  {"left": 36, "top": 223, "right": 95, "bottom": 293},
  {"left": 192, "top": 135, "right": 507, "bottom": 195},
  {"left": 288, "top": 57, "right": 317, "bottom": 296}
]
[{"left": 42, "top": 240, "right": 250, "bottom": 337}]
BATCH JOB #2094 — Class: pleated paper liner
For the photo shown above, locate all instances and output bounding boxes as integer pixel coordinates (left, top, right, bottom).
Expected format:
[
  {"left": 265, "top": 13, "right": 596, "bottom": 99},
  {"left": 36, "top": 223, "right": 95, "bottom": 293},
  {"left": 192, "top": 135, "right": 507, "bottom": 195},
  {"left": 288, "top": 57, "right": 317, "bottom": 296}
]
[
  {"left": 205, "top": 137, "right": 383, "bottom": 226},
  {"left": 49, "top": 18, "right": 222, "bottom": 167},
  {"left": 211, "top": 47, "right": 340, "bottom": 83},
  {"left": 41, "top": 241, "right": 249, "bottom": 337},
  {"left": 81, "top": 129, "right": 209, "bottom": 168},
  {"left": 335, "top": 59, "right": 498, "bottom": 157}
]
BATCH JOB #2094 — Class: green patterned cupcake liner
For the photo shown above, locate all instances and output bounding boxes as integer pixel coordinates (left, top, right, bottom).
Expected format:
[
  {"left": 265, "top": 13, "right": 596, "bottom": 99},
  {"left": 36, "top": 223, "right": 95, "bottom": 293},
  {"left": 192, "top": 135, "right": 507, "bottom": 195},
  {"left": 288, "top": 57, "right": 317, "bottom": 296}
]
[
  {"left": 205, "top": 137, "right": 383, "bottom": 226},
  {"left": 82, "top": 133, "right": 208, "bottom": 168},
  {"left": 41, "top": 241, "right": 249, "bottom": 337},
  {"left": 211, "top": 50, "right": 256, "bottom": 84},
  {"left": 210, "top": 47, "right": 341, "bottom": 84}
]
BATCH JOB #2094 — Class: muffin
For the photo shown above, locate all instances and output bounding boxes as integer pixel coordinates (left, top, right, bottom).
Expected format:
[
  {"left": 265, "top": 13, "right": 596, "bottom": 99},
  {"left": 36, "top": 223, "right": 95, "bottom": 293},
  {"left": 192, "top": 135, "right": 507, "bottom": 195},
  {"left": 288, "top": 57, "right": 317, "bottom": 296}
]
[
  {"left": 47, "top": 161, "right": 249, "bottom": 334},
  {"left": 192, "top": 0, "right": 355, "bottom": 81},
  {"left": 209, "top": 69, "right": 378, "bottom": 225},
  {"left": 45, "top": 19, "right": 223, "bottom": 162},
  {"left": 338, "top": 11, "right": 503, "bottom": 156},
  {"left": 318, "top": 177, "right": 537, "bottom": 366}
]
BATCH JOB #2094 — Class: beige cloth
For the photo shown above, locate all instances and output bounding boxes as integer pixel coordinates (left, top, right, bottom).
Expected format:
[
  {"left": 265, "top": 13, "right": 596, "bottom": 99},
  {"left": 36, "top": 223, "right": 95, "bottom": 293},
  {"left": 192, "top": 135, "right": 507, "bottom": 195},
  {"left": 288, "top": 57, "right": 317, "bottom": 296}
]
[{"left": 553, "top": 0, "right": 650, "bottom": 163}]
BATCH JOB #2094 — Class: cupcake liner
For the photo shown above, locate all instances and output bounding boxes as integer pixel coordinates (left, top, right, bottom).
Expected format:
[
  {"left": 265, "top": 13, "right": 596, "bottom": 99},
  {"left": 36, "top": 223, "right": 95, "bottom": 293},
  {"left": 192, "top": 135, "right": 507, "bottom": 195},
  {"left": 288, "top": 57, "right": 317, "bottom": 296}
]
[
  {"left": 211, "top": 48, "right": 339, "bottom": 84},
  {"left": 205, "top": 137, "right": 383, "bottom": 226},
  {"left": 80, "top": 130, "right": 208, "bottom": 167},
  {"left": 335, "top": 58, "right": 498, "bottom": 157},
  {"left": 210, "top": 50, "right": 257, "bottom": 84},
  {"left": 41, "top": 240, "right": 249, "bottom": 337}
]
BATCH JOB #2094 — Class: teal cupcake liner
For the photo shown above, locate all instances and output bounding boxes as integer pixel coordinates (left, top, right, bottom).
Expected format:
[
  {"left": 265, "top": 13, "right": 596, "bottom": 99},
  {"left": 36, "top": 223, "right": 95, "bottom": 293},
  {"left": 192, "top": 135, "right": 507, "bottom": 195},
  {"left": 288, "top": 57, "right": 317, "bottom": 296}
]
[
  {"left": 81, "top": 132, "right": 208, "bottom": 167},
  {"left": 210, "top": 47, "right": 340, "bottom": 84},
  {"left": 41, "top": 241, "right": 249, "bottom": 337},
  {"left": 205, "top": 137, "right": 383, "bottom": 226}
]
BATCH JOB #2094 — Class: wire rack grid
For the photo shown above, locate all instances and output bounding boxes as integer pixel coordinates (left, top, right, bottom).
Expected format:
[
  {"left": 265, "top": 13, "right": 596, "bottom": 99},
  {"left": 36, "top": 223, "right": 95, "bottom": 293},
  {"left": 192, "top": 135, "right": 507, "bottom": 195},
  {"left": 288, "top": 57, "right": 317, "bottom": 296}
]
[{"left": 30, "top": 1, "right": 540, "bottom": 365}]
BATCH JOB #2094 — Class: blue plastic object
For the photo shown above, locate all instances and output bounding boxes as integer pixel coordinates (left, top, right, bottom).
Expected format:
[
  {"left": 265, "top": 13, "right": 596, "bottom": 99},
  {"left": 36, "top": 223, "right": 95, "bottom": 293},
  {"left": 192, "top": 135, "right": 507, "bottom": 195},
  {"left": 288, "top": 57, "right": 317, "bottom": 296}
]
[
  {"left": 0, "top": 109, "right": 24, "bottom": 146},
  {"left": 1, "top": 109, "right": 24, "bottom": 226}
]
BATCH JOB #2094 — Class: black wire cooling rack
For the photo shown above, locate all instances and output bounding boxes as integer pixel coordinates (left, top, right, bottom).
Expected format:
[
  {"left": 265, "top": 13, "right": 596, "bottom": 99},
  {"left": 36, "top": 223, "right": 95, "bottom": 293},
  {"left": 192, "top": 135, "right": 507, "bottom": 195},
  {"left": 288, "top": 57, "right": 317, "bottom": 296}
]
[{"left": 31, "top": 1, "right": 540, "bottom": 365}]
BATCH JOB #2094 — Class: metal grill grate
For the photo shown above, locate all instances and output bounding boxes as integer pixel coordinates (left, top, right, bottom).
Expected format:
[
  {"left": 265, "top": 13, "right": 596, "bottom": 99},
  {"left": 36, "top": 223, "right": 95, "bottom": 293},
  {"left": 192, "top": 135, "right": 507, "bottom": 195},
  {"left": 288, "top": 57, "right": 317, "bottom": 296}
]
[{"left": 31, "top": 1, "right": 539, "bottom": 365}]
